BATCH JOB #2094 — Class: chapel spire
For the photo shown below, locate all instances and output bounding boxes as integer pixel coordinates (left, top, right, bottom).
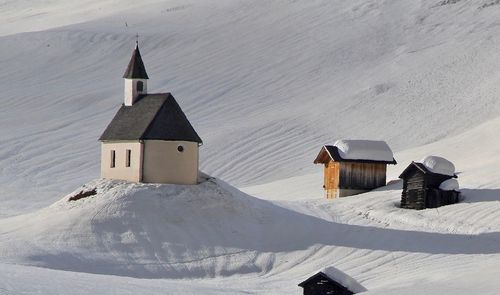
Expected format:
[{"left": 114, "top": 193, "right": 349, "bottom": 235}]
[
  {"left": 123, "top": 40, "right": 149, "bottom": 106},
  {"left": 123, "top": 41, "right": 149, "bottom": 79}
]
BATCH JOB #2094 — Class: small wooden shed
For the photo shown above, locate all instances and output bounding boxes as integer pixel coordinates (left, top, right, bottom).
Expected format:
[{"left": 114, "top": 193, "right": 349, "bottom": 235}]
[
  {"left": 314, "top": 140, "right": 397, "bottom": 199},
  {"left": 399, "top": 156, "right": 460, "bottom": 210},
  {"left": 298, "top": 267, "right": 367, "bottom": 295}
]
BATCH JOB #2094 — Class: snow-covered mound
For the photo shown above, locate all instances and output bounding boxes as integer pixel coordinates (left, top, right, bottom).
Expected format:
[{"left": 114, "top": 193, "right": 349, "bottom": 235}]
[
  {"left": 1, "top": 176, "right": 499, "bottom": 287},
  {"left": 0, "top": 178, "right": 300, "bottom": 278},
  {"left": 2, "top": 178, "right": 402, "bottom": 279},
  {"left": 334, "top": 140, "right": 394, "bottom": 162},
  {"left": 419, "top": 156, "right": 456, "bottom": 176}
]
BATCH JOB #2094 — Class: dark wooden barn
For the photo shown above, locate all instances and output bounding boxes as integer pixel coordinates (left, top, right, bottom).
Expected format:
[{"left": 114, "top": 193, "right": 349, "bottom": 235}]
[
  {"left": 298, "top": 272, "right": 354, "bottom": 295},
  {"left": 399, "top": 161, "right": 460, "bottom": 210},
  {"left": 314, "top": 140, "right": 397, "bottom": 199},
  {"left": 298, "top": 267, "right": 367, "bottom": 295}
]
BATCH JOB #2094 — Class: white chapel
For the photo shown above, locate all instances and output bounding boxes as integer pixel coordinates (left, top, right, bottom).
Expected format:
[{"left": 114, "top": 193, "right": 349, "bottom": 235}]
[{"left": 99, "top": 42, "right": 202, "bottom": 184}]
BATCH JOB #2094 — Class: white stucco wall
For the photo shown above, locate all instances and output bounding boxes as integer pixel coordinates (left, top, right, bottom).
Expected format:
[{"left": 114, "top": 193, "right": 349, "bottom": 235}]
[
  {"left": 142, "top": 140, "right": 199, "bottom": 185},
  {"left": 124, "top": 78, "right": 147, "bottom": 106},
  {"left": 101, "top": 141, "right": 143, "bottom": 182}
]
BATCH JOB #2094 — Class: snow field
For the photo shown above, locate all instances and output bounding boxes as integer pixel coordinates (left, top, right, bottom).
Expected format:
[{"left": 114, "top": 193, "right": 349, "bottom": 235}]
[
  {"left": 1, "top": 0, "right": 500, "bottom": 215},
  {"left": 0, "top": 0, "right": 500, "bottom": 294}
]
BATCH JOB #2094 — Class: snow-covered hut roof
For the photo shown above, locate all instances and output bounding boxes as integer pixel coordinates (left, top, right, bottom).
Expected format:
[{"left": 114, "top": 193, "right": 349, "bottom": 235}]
[
  {"left": 419, "top": 156, "right": 455, "bottom": 177},
  {"left": 299, "top": 266, "right": 367, "bottom": 293},
  {"left": 314, "top": 139, "right": 396, "bottom": 164},
  {"left": 322, "top": 266, "right": 367, "bottom": 293},
  {"left": 399, "top": 156, "right": 457, "bottom": 179}
]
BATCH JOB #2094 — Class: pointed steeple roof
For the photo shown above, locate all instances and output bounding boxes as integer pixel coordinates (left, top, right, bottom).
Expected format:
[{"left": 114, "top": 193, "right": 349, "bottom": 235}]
[{"left": 123, "top": 42, "right": 149, "bottom": 79}]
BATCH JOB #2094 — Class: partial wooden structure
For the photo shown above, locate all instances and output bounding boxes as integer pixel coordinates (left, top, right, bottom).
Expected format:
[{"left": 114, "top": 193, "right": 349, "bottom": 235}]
[
  {"left": 314, "top": 144, "right": 396, "bottom": 199},
  {"left": 399, "top": 162, "right": 460, "bottom": 210},
  {"left": 298, "top": 267, "right": 368, "bottom": 295}
]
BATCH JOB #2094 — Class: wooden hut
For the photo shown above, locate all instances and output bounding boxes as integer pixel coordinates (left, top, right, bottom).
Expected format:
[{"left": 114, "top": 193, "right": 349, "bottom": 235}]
[
  {"left": 314, "top": 140, "right": 397, "bottom": 199},
  {"left": 399, "top": 156, "right": 460, "bottom": 210},
  {"left": 298, "top": 267, "right": 366, "bottom": 295}
]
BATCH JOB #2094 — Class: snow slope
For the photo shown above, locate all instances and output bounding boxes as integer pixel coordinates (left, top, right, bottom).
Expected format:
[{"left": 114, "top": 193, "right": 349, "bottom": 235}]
[
  {"left": 1, "top": 118, "right": 500, "bottom": 293},
  {"left": 1, "top": 173, "right": 500, "bottom": 294},
  {"left": 3, "top": 178, "right": 355, "bottom": 279},
  {"left": 239, "top": 117, "right": 500, "bottom": 294},
  {"left": 243, "top": 115, "right": 500, "bottom": 201},
  {"left": 1, "top": 0, "right": 500, "bottom": 215},
  {"left": 1, "top": 0, "right": 500, "bottom": 294}
]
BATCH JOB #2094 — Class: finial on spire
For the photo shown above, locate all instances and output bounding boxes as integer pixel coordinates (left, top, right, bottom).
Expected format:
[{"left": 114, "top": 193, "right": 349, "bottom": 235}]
[{"left": 135, "top": 33, "right": 139, "bottom": 47}]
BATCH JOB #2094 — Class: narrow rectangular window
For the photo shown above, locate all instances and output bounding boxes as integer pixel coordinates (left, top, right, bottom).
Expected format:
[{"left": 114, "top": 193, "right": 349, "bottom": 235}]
[
  {"left": 126, "top": 149, "right": 131, "bottom": 167},
  {"left": 110, "top": 150, "right": 116, "bottom": 168}
]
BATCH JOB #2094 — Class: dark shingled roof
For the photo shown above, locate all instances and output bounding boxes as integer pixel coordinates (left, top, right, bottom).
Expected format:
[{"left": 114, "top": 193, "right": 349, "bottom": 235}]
[
  {"left": 99, "top": 93, "right": 202, "bottom": 143},
  {"left": 314, "top": 145, "right": 397, "bottom": 165},
  {"left": 123, "top": 44, "right": 149, "bottom": 79}
]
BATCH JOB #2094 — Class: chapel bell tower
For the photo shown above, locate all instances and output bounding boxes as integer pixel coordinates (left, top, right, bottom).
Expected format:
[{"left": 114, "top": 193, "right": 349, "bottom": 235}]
[{"left": 123, "top": 41, "right": 149, "bottom": 106}]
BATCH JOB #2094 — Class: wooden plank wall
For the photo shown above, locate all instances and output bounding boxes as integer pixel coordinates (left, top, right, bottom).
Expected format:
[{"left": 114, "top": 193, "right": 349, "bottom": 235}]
[
  {"left": 401, "top": 168, "right": 459, "bottom": 209},
  {"left": 339, "top": 162, "right": 387, "bottom": 190},
  {"left": 324, "top": 161, "right": 340, "bottom": 199},
  {"left": 401, "top": 170, "right": 426, "bottom": 209},
  {"left": 323, "top": 161, "right": 388, "bottom": 199}
]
